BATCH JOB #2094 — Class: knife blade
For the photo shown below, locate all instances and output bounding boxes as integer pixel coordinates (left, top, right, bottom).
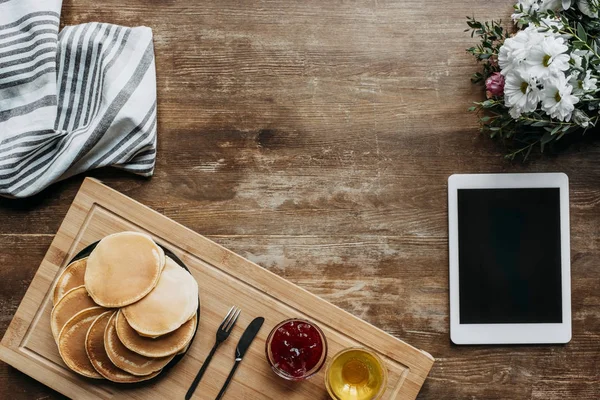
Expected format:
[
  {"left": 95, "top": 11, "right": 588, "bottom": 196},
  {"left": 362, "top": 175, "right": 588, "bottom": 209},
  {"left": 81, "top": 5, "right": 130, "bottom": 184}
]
[
  {"left": 234, "top": 316, "right": 264, "bottom": 360},
  {"left": 215, "top": 317, "right": 264, "bottom": 400}
]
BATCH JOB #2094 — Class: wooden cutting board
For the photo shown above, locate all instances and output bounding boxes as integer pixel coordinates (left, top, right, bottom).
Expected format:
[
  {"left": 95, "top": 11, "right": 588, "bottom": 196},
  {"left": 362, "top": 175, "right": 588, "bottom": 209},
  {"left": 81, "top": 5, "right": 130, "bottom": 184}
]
[{"left": 0, "top": 178, "right": 434, "bottom": 399}]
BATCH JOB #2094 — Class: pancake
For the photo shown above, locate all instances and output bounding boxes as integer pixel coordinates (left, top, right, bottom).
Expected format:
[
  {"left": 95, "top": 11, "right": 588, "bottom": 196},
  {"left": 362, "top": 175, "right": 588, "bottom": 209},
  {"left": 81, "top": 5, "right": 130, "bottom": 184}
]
[
  {"left": 57, "top": 307, "right": 106, "bottom": 379},
  {"left": 158, "top": 245, "right": 166, "bottom": 271},
  {"left": 178, "top": 341, "right": 191, "bottom": 355},
  {"left": 104, "top": 314, "right": 174, "bottom": 376},
  {"left": 85, "top": 231, "right": 164, "bottom": 307},
  {"left": 53, "top": 258, "right": 87, "bottom": 305},
  {"left": 122, "top": 256, "right": 199, "bottom": 337},
  {"left": 51, "top": 286, "right": 97, "bottom": 340},
  {"left": 186, "top": 303, "right": 198, "bottom": 322},
  {"left": 115, "top": 309, "right": 196, "bottom": 357},
  {"left": 86, "top": 311, "right": 160, "bottom": 383}
]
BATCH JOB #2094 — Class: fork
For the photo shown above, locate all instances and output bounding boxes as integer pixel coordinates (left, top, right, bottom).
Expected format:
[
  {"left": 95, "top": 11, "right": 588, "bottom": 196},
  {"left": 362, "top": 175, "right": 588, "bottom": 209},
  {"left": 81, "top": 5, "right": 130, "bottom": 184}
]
[{"left": 185, "top": 306, "right": 241, "bottom": 400}]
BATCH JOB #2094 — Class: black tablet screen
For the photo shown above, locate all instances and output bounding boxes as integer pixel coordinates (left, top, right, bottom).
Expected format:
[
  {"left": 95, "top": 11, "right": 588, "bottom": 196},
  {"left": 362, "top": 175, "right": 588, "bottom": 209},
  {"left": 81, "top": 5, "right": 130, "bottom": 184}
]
[{"left": 458, "top": 188, "right": 562, "bottom": 324}]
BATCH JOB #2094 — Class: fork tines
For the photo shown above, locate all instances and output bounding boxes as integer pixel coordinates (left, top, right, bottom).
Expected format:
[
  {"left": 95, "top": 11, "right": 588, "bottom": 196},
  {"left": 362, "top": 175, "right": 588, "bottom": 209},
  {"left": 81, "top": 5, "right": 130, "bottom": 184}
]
[{"left": 220, "top": 306, "right": 241, "bottom": 333}]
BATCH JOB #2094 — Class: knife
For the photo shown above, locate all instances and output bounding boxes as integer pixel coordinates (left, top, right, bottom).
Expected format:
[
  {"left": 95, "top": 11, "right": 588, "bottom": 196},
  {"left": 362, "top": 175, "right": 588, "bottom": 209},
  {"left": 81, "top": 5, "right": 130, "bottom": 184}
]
[{"left": 215, "top": 317, "right": 265, "bottom": 400}]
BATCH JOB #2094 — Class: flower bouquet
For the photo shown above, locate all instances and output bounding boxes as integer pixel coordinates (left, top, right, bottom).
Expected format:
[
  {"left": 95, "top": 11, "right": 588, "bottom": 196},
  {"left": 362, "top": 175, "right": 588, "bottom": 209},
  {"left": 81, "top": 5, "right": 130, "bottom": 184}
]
[{"left": 467, "top": 0, "right": 600, "bottom": 159}]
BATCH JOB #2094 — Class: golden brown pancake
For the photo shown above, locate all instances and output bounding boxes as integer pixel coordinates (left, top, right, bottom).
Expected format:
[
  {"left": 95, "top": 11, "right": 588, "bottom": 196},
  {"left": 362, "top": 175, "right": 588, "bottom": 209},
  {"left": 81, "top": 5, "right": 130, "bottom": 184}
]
[
  {"left": 122, "top": 256, "right": 198, "bottom": 337},
  {"left": 57, "top": 307, "right": 106, "bottom": 379},
  {"left": 51, "top": 286, "right": 97, "bottom": 340},
  {"left": 104, "top": 314, "right": 174, "bottom": 376},
  {"left": 115, "top": 310, "right": 196, "bottom": 357},
  {"left": 178, "top": 342, "right": 190, "bottom": 355},
  {"left": 157, "top": 245, "right": 166, "bottom": 271},
  {"left": 85, "top": 232, "right": 164, "bottom": 307},
  {"left": 86, "top": 311, "right": 160, "bottom": 383},
  {"left": 53, "top": 258, "right": 87, "bottom": 305}
]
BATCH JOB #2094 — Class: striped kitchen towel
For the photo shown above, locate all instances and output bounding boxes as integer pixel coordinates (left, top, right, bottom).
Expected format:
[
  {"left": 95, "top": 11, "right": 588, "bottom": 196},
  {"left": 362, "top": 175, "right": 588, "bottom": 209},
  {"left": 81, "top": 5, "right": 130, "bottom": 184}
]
[{"left": 0, "top": 0, "right": 157, "bottom": 198}]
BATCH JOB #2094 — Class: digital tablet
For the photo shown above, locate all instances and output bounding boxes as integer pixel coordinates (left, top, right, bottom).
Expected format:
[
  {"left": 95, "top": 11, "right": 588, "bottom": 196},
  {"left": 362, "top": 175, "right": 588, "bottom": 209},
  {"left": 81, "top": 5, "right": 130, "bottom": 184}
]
[{"left": 448, "top": 173, "right": 571, "bottom": 345}]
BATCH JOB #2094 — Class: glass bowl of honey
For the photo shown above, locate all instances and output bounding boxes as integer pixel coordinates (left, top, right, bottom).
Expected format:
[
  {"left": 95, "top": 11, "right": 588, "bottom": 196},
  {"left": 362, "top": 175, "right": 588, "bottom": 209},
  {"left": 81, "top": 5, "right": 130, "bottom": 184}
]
[
  {"left": 325, "top": 347, "right": 388, "bottom": 400},
  {"left": 265, "top": 318, "right": 328, "bottom": 381}
]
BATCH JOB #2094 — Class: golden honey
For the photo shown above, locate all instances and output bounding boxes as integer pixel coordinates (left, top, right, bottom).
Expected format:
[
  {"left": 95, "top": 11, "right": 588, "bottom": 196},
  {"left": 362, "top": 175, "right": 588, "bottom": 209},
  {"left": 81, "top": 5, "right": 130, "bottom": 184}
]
[{"left": 325, "top": 348, "right": 387, "bottom": 400}]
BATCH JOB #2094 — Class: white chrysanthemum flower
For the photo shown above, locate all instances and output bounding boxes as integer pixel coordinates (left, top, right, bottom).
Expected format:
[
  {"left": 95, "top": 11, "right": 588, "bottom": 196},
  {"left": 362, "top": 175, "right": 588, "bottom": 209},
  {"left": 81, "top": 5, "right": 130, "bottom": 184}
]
[
  {"left": 540, "top": 73, "right": 579, "bottom": 121},
  {"left": 499, "top": 29, "right": 544, "bottom": 76},
  {"left": 577, "top": 0, "right": 599, "bottom": 18},
  {"left": 526, "top": 36, "right": 570, "bottom": 78},
  {"left": 540, "top": 0, "right": 571, "bottom": 11},
  {"left": 569, "top": 70, "right": 598, "bottom": 94},
  {"left": 572, "top": 109, "right": 592, "bottom": 127},
  {"left": 581, "top": 70, "right": 598, "bottom": 91},
  {"left": 504, "top": 68, "right": 541, "bottom": 119},
  {"left": 568, "top": 72, "right": 583, "bottom": 94},
  {"left": 530, "top": 17, "right": 571, "bottom": 39},
  {"left": 512, "top": 0, "right": 541, "bottom": 24},
  {"left": 570, "top": 49, "right": 593, "bottom": 68}
]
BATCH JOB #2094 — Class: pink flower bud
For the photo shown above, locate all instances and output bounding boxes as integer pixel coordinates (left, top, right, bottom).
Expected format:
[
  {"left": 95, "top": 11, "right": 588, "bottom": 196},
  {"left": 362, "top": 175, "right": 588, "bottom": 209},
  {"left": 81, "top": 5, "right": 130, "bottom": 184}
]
[{"left": 485, "top": 72, "right": 505, "bottom": 99}]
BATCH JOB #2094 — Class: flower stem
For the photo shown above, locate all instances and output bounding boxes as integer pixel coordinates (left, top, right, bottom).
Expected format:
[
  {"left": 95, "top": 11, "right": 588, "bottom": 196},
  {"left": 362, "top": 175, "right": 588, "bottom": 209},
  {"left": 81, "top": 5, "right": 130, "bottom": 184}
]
[
  {"left": 506, "top": 140, "right": 540, "bottom": 161},
  {"left": 518, "top": 117, "right": 577, "bottom": 126},
  {"left": 558, "top": 24, "right": 600, "bottom": 60}
]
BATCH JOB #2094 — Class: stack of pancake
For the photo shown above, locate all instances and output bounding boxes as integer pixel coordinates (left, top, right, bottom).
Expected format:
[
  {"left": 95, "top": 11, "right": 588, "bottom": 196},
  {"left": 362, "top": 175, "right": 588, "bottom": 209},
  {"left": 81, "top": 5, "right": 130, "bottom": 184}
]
[{"left": 51, "top": 231, "right": 199, "bottom": 382}]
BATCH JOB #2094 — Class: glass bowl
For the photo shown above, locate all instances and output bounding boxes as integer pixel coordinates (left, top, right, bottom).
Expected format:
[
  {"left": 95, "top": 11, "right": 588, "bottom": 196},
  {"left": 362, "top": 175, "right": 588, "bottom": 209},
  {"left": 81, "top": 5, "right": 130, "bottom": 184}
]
[
  {"left": 265, "top": 318, "right": 328, "bottom": 381},
  {"left": 325, "top": 347, "right": 388, "bottom": 400}
]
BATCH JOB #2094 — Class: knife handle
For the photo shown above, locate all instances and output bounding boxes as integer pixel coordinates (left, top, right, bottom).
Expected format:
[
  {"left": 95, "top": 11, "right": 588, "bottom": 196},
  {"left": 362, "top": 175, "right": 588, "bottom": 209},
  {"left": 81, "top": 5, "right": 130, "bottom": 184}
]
[
  {"left": 186, "top": 343, "right": 219, "bottom": 400},
  {"left": 215, "top": 361, "right": 240, "bottom": 400}
]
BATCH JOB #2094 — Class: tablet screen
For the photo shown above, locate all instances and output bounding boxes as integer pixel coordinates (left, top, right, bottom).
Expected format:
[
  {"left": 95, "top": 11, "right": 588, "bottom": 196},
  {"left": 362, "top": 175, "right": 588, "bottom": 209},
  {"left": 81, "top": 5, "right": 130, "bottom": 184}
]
[{"left": 457, "top": 188, "right": 562, "bottom": 324}]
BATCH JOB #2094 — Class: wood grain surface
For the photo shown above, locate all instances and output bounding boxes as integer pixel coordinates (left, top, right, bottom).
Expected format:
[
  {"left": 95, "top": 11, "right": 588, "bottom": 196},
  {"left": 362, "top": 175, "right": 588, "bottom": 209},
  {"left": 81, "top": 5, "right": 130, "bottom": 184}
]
[
  {"left": 0, "top": 178, "right": 433, "bottom": 400},
  {"left": 1, "top": 0, "right": 599, "bottom": 399}
]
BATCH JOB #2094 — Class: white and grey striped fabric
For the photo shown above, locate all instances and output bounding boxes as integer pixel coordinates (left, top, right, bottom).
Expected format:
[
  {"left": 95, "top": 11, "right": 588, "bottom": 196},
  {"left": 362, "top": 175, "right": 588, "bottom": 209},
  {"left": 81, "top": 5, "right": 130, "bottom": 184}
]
[{"left": 0, "top": 0, "right": 157, "bottom": 198}]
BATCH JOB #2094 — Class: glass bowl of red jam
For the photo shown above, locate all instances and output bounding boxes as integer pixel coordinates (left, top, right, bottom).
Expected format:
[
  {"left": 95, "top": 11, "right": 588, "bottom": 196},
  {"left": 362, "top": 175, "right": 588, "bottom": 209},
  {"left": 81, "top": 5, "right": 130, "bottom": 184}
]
[{"left": 265, "top": 318, "right": 328, "bottom": 381}]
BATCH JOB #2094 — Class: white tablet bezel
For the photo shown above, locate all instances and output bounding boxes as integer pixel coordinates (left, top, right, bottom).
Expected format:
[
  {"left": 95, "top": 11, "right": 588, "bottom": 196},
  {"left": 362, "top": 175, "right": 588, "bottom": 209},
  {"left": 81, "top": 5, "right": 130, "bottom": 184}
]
[{"left": 448, "top": 173, "right": 571, "bottom": 345}]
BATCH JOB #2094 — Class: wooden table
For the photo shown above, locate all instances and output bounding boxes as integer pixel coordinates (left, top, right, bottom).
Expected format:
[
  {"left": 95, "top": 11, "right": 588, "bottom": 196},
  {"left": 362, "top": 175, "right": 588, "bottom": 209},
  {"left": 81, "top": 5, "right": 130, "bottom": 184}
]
[{"left": 1, "top": 0, "right": 599, "bottom": 398}]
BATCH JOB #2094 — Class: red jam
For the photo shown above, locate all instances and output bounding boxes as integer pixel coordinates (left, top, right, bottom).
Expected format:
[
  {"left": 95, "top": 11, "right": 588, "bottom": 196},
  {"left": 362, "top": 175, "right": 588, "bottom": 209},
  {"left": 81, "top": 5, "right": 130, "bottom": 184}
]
[{"left": 268, "top": 320, "right": 325, "bottom": 378}]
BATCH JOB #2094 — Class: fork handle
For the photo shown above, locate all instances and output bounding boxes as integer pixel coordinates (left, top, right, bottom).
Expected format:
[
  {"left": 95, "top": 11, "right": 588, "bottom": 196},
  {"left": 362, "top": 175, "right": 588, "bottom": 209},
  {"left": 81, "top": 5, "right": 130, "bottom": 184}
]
[{"left": 185, "top": 342, "right": 219, "bottom": 400}]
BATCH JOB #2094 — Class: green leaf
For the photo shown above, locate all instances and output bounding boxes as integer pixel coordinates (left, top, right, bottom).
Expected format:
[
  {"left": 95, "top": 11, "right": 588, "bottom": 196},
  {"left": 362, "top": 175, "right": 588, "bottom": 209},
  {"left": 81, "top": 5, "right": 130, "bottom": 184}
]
[
  {"left": 555, "top": 129, "right": 568, "bottom": 140},
  {"left": 577, "top": 22, "right": 587, "bottom": 43},
  {"left": 471, "top": 72, "right": 483, "bottom": 83},
  {"left": 540, "top": 131, "right": 554, "bottom": 152},
  {"left": 468, "top": 106, "right": 477, "bottom": 112},
  {"left": 524, "top": 144, "right": 533, "bottom": 161},
  {"left": 532, "top": 121, "right": 549, "bottom": 127},
  {"left": 550, "top": 125, "right": 561, "bottom": 135}
]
